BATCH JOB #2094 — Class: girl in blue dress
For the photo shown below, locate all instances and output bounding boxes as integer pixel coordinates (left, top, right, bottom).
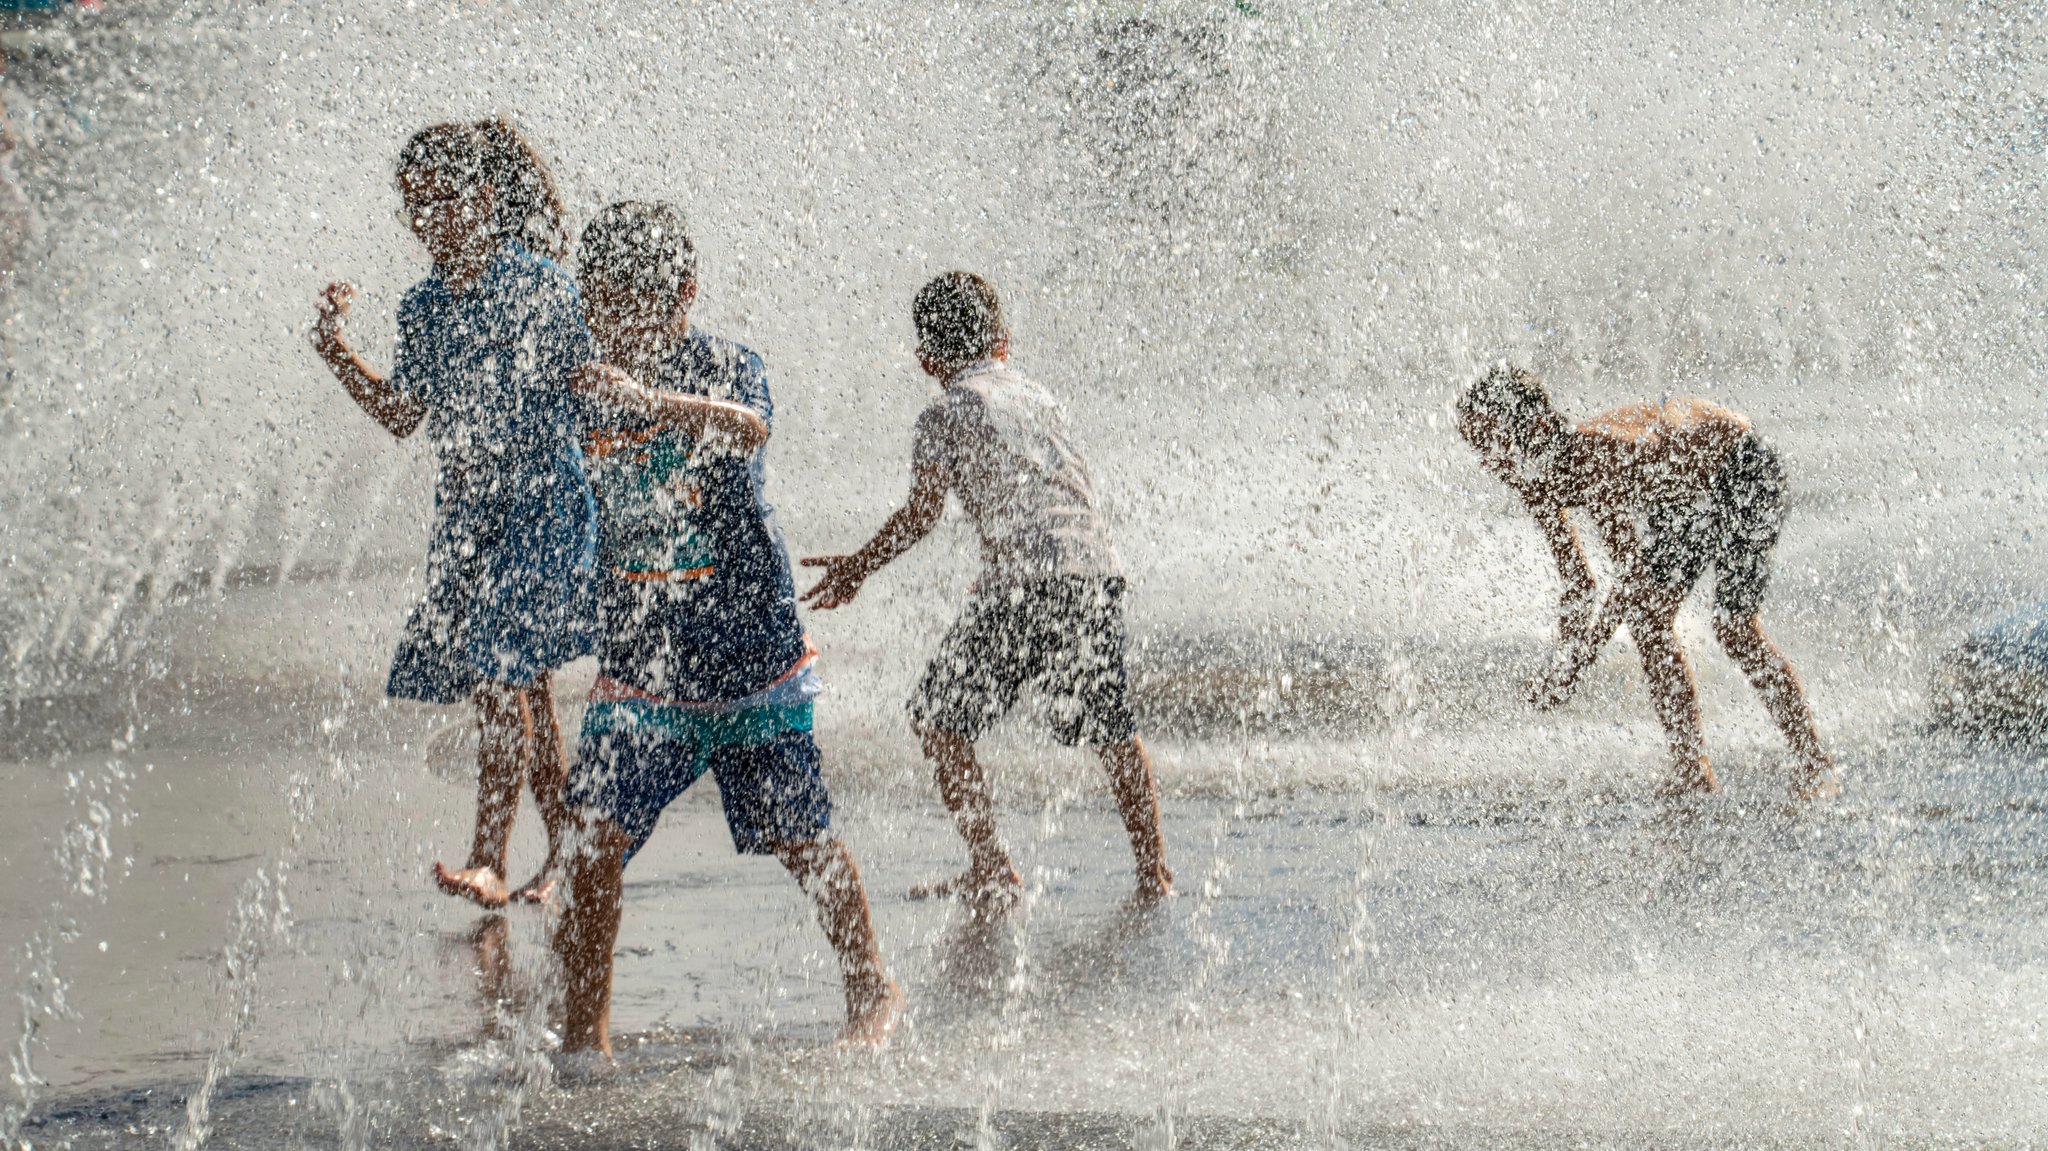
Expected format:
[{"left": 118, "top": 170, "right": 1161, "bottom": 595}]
[{"left": 311, "top": 118, "right": 598, "bottom": 908}]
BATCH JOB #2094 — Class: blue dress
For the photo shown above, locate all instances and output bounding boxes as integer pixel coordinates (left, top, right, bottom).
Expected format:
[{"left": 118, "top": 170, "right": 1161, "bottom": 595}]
[{"left": 383, "top": 243, "right": 600, "bottom": 703}]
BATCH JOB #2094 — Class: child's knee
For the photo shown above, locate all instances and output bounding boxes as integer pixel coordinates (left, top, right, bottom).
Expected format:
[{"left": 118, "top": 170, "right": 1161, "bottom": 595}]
[
  {"left": 1712, "top": 611, "right": 1758, "bottom": 646},
  {"left": 568, "top": 817, "right": 633, "bottom": 870},
  {"left": 916, "top": 721, "right": 969, "bottom": 758},
  {"left": 475, "top": 683, "right": 524, "bottom": 728},
  {"left": 1632, "top": 620, "right": 1678, "bottom": 654}
]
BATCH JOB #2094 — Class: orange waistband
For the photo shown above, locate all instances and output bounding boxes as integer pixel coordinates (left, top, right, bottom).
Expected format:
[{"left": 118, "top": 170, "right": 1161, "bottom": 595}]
[{"left": 615, "top": 565, "right": 715, "bottom": 583}]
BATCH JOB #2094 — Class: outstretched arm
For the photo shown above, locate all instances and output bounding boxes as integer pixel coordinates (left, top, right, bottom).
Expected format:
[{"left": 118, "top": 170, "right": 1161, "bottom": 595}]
[
  {"left": 799, "top": 459, "right": 947, "bottom": 610},
  {"left": 1531, "top": 505, "right": 1642, "bottom": 708},
  {"left": 312, "top": 282, "right": 425, "bottom": 439},
  {"left": 569, "top": 363, "right": 769, "bottom": 454}
]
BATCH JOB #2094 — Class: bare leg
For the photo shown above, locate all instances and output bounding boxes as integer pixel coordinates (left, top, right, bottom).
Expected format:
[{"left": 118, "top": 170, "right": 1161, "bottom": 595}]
[
  {"left": 554, "top": 818, "right": 633, "bottom": 1058},
  {"left": 774, "top": 839, "right": 904, "bottom": 1047},
  {"left": 514, "top": 673, "right": 571, "bottom": 903},
  {"left": 468, "top": 914, "right": 515, "bottom": 1040},
  {"left": 1714, "top": 612, "right": 1840, "bottom": 800},
  {"left": 1097, "top": 736, "right": 1172, "bottom": 903},
  {"left": 910, "top": 725, "right": 1023, "bottom": 902},
  {"left": 1629, "top": 595, "right": 1717, "bottom": 796},
  {"left": 435, "top": 683, "right": 526, "bottom": 908}
]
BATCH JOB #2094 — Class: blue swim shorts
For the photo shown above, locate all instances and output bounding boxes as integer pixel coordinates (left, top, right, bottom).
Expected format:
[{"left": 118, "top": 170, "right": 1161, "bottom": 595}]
[{"left": 568, "top": 669, "right": 832, "bottom": 861}]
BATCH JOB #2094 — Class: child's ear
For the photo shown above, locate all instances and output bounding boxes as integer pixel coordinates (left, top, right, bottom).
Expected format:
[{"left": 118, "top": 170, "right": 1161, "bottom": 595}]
[{"left": 679, "top": 278, "right": 700, "bottom": 311}]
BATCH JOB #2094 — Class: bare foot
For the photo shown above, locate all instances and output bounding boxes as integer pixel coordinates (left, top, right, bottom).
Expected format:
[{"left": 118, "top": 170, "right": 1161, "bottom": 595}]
[
  {"left": 435, "top": 862, "right": 511, "bottom": 909},
  {"left": 1792, "top": 771, "right": 1844, "bottom": 802},
  {"left": 1134, "top": 869, "right": 1174, "bottom": 907},
  {"left": 837, "top": 979, "right": 906, "bottom": 1050},
  {"left": 907, "top": 865, "right": 1023, "bottom": 904},
  {"left": 511, "top": 873, "right": 558, "bottom": 906}
]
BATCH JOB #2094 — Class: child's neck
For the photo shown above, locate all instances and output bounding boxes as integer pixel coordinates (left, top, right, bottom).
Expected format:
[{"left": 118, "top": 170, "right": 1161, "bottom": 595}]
[{"left": 442, "top": 239, "right": 504, "bottom": 294}]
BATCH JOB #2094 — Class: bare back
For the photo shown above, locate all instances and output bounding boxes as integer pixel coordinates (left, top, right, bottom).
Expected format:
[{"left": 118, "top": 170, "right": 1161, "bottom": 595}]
[{"left": 1561, "top": 397, "right": 1752, "bottom": 513}]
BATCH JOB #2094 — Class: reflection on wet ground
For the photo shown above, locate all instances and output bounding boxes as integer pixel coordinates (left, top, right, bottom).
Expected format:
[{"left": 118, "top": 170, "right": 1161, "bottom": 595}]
[{"left": 7, "top": 671, "right": 2045, "bottom": 1146}]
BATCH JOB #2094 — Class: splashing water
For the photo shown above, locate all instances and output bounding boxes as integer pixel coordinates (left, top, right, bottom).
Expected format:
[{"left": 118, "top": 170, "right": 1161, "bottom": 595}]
[{"left": 1, "top": 0, "right": 2046, "bottom": 1147}]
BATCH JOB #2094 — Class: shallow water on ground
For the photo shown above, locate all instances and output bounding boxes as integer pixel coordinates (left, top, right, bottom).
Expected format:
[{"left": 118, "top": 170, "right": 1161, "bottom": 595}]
[
  {"left": 2, "top": 0, "right": 2045, "bottom": 1145},
  {"left": 4, "top": 577, "right": 2045, "bottom": 1146}
]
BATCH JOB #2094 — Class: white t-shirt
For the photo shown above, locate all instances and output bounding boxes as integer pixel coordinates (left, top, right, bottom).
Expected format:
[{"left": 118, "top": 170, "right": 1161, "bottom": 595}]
[{"left": 911, "top": 361, "right": 1123, "bottom": 585}]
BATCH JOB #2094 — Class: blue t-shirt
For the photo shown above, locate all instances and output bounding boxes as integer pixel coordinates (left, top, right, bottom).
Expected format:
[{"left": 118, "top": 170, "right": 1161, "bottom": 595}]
[
  {"left": 584, "top": 330, "right": 805, "bottom": 701},
  {"left": 384, "top": 243, "right": 600, "bottom": 700}
]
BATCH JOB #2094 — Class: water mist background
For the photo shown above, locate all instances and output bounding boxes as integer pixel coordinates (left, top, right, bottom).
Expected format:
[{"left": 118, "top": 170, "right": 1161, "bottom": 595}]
[
  {"left": 7, "top": 0, "right": 2041, "bottom": 713},
  {"left": 0, "top": 0, "right": 2044, "bottom": 1136}
]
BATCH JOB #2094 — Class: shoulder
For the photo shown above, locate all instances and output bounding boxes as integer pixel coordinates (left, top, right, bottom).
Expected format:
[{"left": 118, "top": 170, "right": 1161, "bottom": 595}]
[
  {"left": 486, "top": 245, "right": 582, "bottom": 317},
  {"left": 1674, "top": 395, "right": 1749, "bottom": 432},
  {"left": 912, "top": 386, "right": 976, "bottom": 448},
  {"left": 1584, "top": 400, "right": 1658, "bottom": 428},
  {"left": 1577, "top": 402, "right": 1665, "bottom": 446},
  {"left": 523, "top": 252, "right": 584, "bottom": 310},
  {"left": 397, "top": 276, "right": 445, "bottom": 321},
  {"left": 679, "top": 331, "right": 768, "bottom": 393},
  {"left": 698, "top": 332, "right": 765, "bottom": 379},
  {"left": 980, "top": 363, "right": 1062, "bottom": 411},
  {"left": 919, "top": 383, "right": 983, "bottom": 425}
]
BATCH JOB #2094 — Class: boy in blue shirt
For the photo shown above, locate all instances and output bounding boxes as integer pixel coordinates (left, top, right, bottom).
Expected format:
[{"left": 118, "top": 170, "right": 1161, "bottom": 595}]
[{"left": 553, "top": 202, "right": 901, "bottom": 1056}]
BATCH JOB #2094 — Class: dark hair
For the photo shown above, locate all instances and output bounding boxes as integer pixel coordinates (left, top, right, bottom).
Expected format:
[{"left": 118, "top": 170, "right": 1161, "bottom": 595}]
[
  {"left": 396, "top": 117, "right": 569, "bottom": 261},
  {"left": 1456, "top": 362, "right": 1556, "bottom": 438},
  {"left": 577, "top": 201, "right": 697, "bottom": 301},
  {"left": 913, "top": 271, "right": 1005, "bottom": 367}
]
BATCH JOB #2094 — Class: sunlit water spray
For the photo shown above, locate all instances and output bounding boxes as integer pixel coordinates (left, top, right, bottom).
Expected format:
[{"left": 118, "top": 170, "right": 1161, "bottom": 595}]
[{"left": 1, "top": 0, "right": 2046, "bottom": 1146}]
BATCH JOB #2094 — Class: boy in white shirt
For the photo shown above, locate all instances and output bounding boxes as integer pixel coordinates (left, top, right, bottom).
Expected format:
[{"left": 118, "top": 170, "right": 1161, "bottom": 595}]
[{"left": 802, "top": 272, "right": 1172, "bottom": 905}]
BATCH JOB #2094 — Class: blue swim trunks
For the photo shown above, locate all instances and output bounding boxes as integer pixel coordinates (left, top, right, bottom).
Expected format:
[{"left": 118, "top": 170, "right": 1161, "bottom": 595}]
[{"left": 568, "top": 661, "right": 831, "bottom": 861}]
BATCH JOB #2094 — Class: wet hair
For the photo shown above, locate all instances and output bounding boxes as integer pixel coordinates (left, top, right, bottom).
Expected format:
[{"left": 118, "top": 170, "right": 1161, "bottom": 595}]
[
  {"left": 1456, "top": 362, "right": 1556, "bottom": 442},
  {"left": 577, "top": 201, "right": 698, "bottom": 304},
  {"left": 913, "top": 271, "right": 1006, "bottom": 367},
  {"left": 396, "top": 117, "right": 569, "bottom": 261}
]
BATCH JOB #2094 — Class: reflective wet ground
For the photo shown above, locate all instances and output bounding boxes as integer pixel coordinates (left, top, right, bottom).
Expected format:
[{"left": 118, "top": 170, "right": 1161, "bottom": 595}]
[{"left": 6, "top": 581, "right": 2043, "bottom": 1147}]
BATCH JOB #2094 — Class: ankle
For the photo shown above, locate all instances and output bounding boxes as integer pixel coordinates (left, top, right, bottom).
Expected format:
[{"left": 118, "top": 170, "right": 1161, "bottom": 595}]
[
  {"left": 973, "top": 856, "right": 1019, "bottom": 885},
  {"left": 844, "top": 971, "right": 889, "bottom": 1010}
]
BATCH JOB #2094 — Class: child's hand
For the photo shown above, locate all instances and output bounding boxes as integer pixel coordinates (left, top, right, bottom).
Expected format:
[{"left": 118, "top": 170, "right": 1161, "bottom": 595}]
[
  {"left": 799, "top": 555, "right": 868, "bottom": 610},
  {"left": 569, "top": 363, "right": 644, "bottom": 412},
  {"left": 312, "top": 281, "right": 357, "bottom": 364}
]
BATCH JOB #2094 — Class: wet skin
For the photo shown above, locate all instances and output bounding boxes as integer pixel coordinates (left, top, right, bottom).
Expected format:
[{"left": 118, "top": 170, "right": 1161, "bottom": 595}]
[
  {"left": 550, "top": 274, "right": 901, "bottom": 1057},
  {"left": 553, "top": 816, "right": 903, "bottom": 1056},
  {"left": 800, "top": 338, "right": 1174, "bottom": 904},
  {"left": 564, "top": 276, "right": 768, "bottom": 451},
  {"left": 310, "top": 169, "right": 574, "bottom": 906},
  {"left": 1459, "top": 395, "right": 1838, "bottom": 800}
]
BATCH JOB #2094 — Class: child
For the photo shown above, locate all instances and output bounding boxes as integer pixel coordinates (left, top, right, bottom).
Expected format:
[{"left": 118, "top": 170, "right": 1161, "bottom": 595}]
[
  {"left": 311, "top": 118, "right": 596, "bottom": 908},
  {"left": 554, "top": 202, "right": 902, "bottom": 1055},
  {"left": 1453, "top": 362, "right": 1841, "bottom": 800},
  {"left": 801, "top": 272, "right": 1173, "bottom": 906}
]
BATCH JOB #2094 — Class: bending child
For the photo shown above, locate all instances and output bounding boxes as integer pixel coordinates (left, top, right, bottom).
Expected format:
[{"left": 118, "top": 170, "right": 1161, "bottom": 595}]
[
  {"left": 312, "top": 118, "right": 596, "bottom": 907},
  {"left": 554, "top": 203, "right": 902, "bottom": 1056},
  {"left": 1454, "top": 362, "right": 1841, "bottom": 800},
  {"left": 802, "top": 272, "right": 1173, "bottom": 906}
]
